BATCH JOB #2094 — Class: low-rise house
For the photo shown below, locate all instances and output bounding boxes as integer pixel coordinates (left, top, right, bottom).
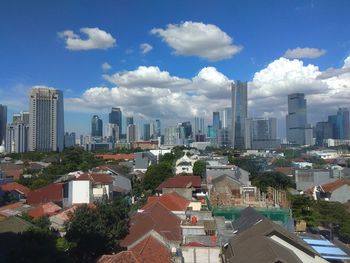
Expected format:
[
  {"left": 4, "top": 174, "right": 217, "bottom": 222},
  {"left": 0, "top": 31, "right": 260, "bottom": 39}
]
[
  {"left": 156, "top": 175, "right": 203, "bottom": 200},
  {"left": 98, "top": 234, "right": 174, "bottom": 263},
  {"left": 27, "top": 183, "right": 64, "bottom": 206},
  {"left": 295, "top": 169, "right": 337, "bottom": 192},
  {"left": 121, "top": 202, "right": 182, "bottom": 249},
  {"left": 0, "top": 201, "right": 31, "bottom": 217},
  {"left": 95, "top": 153, "right": 135, "bottom": 162},
  {"left": 206, "top": 163, "right": 251, "bottom": 186},
  {"left": 134, "top": 152, "right": 157, "bottom": 172},
  {"left": 28, "top": 202, "right": 61, "bottom": 219},
  {"left": 306, "top": 179, "right": 350, "bottom": 203},
  {"left": 175, "top": 153, "right": 196, "bottom": 174},
  {"left": 63, "top": 173, "right": 114, "bottom": 208},
  {"left": 221, "top": 213, "right": 328, "bottom": 263},
  {"left": 0, "top": 182, "right": 29, "bottom": 200}
]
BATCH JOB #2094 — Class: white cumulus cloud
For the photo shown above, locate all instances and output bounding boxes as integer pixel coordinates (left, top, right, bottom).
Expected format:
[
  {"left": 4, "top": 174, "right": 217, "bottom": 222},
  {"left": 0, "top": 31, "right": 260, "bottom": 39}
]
[
  {"left": 58, "top": 27, "right": 116, "bottom": 50},
  {"left": 283, "top": 47, "right": 326, "bottom": 59},
  {"left": 140, "top": 43, "right": 153, "bottom": 54},
  {"left": 151, "top": 21, "right": 242, "bottom": 61},
  {"left": 101, "top": 62, "right": 112, "bottom": 71}
]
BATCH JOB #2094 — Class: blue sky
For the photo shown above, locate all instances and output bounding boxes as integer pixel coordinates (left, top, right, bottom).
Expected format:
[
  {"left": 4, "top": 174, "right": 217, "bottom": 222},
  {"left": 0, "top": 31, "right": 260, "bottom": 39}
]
[{"left": 1, "top": 0, "right": 350, "bottom": 137}]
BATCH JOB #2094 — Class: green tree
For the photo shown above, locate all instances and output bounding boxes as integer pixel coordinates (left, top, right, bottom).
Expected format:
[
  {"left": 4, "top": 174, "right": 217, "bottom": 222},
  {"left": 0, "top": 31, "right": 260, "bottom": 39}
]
[
  {"left": 65, "top": 198, "right": 129, "bottom": 263},
  {"left": 273, "top": 158, "right": 292, "bottom": 167},
  {"left": 252, "top": 172, "right": 294, "bottom": 191},
  {"left": 143, "top": 162, "right": 173, "bottom": 191},
  {"left": 193, "top": 160, "right": 206, "bottom": 177}
]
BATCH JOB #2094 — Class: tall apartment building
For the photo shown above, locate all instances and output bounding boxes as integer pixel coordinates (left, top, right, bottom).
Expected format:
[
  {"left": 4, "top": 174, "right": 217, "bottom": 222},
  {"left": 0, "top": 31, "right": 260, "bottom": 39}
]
[
  {"left": 29, "top": 87, "right": 64, "bottom": 152},
  {"left": 328, "top": 108, "right": 350, "bottom": 140},
  {"left": 109, "top": 108, "right": 122, "bottom": 138},
  {"left": 127, "top": 124, "right": 137, "bottom": 143},
  {"left": 91, "top": 115, "right": 103, "bottom": 137},
  {"left": 286, "top": 93, "right": 312, "bottom": 145},
  {"left": 231, "top": 81, "right": 249, "bottom": 149},
  {"left": 250, "top": 117, "right": 280, "bottom": 149},
  {"left": 0, "top": 104, "right": 7, "bottom": 145},
  {"left": 6, "top": 112, "right": 30, "bottom": 153}
]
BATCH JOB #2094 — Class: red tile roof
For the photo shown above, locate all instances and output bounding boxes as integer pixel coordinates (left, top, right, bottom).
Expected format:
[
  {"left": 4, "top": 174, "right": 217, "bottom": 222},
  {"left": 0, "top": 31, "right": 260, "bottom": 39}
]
[
  {"left": 321, "top": 179, "right": 350, "bottom": 193},
  {"left": 156, "top": 175, "right": 201, "bottom": 190},
  {"left": 274, "top": 167, "right": 294, "bottom": 176},
  {"left": 75, "top": 173, "right": 113, "bottom": 184},
  {"left": 121, "top": 202, "right": 182, "bottom": 247},
  {"left": 142, "top": 192, "right": 190, "bottom": 211},
  {"left": 97, "top": 251, "right": 140, "bottom": 263},
  {"left": 28, "top": 202, "right": 62, "bottom": 219},
  {"left": 130, "top": 235, "right": 172, "bottom": 263},
  {"left": 96, "top": 154, "right": 135, "bottom": 161},
  {"left": 27, "top": 183, "right": 63, "bottom": 205},
  {"left": 0, "top": 182, "right": 30, "bottom": 196}
]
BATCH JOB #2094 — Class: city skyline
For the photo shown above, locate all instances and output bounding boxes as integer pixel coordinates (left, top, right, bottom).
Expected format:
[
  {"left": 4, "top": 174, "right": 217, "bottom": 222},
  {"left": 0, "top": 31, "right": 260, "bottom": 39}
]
[{"left": 1, "top": 1, "right": 350, "bottom": 137}]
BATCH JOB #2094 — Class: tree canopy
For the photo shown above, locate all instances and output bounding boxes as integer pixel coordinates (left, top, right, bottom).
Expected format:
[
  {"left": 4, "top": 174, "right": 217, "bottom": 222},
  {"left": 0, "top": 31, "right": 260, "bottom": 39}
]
[
  {"left": 193, "top": 160, "right": 206, "bottom": 178},
  {"left": 143, "top": 162, "right": 173, "bottom": 191},
  {"left": 252, "top": 172, "right": 294, "bottom": 192}
]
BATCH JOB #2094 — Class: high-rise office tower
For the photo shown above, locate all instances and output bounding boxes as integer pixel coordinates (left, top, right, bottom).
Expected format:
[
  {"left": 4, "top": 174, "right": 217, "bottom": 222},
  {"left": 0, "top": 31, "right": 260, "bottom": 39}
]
[
  {"left": 127, "top": 124, "right": 137, "bottom": 143},
  {"left": 286, "top": 93, "right": 312, "bottom": 145},
  {"left": 109, "top": 108, "right": 122, "bottom": 138},
  {"left": 155, "top": 119, "right": 161, "bottom": 138},
  {"left": 91, "top": 115, "right": 103, "bottom": 137},
  {"left": 6, "top": 112, "right": 29, "bottom": 153},
  {"left": 250, "top": 117, "right": 280, "bottom": 149},
  {"left": 29, "top": 87, "right": 64, "bottom": 152},
  {"left": 194, "top": 117, "right": 205, "bottom": 139},
  {"left": 126, "top": 116, "right": 134, "bottom": 126},
  {"left": 315, "top": 121, "right": 333, "bottom": 146},
  {"left": 0, "top": 104, "right": 7, "bottom": 145},
  {"left": 330, "top": 108, "right": 350, "bottom": 140},
  {"left": 107, "top": 123, "right": 119, "bottom": 143},
  {"left": 164, "top": 127, "right": 178, "bottom": 145},
  {"left": 231, "top": 81, "right": 248, "bottom": 149},
  {"left": 212, "top": 111, "right": 220, "bottom": 139},
  {"left": 179, "top": 122, "right": 192, "bottom": 139},
  {"left": 143, "top": 123, "right": 151, "bottom": 141},
  {"left": 218, "top": 107, "right": 232, "bottom": 147},
  {"left": 64, "top": 132, "right": 76, "bottom": 148}
]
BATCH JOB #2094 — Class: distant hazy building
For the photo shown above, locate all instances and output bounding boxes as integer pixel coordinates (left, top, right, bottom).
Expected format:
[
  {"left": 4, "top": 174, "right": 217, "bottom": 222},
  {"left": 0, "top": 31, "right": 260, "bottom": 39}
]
[
  {"left": 207, "top": 125, "right": 215, "bottom": 138},
  {"left": 164, "top": 127, "right": 178, "bottom": 145},
  {"left": 231, "top": 81, "right": 248, "bottom": 149},
  {"left": 250, "top": 118, "right": 280, "bottom": 149},
  {"left": 218, "top": 107, "right": 232, "bottom": 147},
  {"left": 29, "top": 87, "right": 64, "bottom": 152},
  {"left": 143, "top": 123, "right": 151, "bottom": 141},
  {"left": 315, "top": 121, "right": 333, "bottom": 146},
  {"left": 126, "top": 116, "right": 134, "bottom": 126},
  {"left": 91, "top": 115, "right": 103, "bottom": 137},
  {"left": 328, "top": 108, "right": 350, "bottom": 140},
  {"left": 127, "top": 124, "right": 137, "bottom": 143},
  {"left": 286, "top": 93, "right": 312, "bottom": 145},
  {"left": 194, "top": 117, "right": 205, "bottom": 136},
  {"left": 0, "top": 104, "right": 7, "bottom": 145},
  {"left": 6, "top": 112, "right": 30, "bottom": 153},
  {"left": 109, "top": 108, "right": 122, "bottom": 138},
  {"left": 64, "top": 132, "right": 76, "bottom": 148},
  {"left": 155, "top": 119, "right": 161, "bottom": 137},
  {"left": 107, "top": 123, "right": 119, "bottom": 143}
]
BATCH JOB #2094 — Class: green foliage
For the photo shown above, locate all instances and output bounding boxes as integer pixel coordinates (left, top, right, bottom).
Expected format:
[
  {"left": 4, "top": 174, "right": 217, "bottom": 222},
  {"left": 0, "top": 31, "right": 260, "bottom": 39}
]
[
  {"left": 273, "top": 158, "right": 292, "bottom": 167},
  {"left": 252, "top": 172, "right": 294, "bottom": 192},
  {"left": 159, "top": 152, "right": 176, "bottom": 165},
  {"left": 282, "top": 149, "right": 302, "bottom": 159},
  {"left": 65, "top": 198, "right": 129, "bottom": 263},
  {"left": 8, "top": 228, "right": 72, "bottom": 263},
  {"left": 0, "top": 191, "right": 17, "bottom": 206},
  {"left": 290, "top": 195, "right": 350, "bottom": 233},
  {"left": 231, "top": 156, "right": 265, "bottom": 179},
  {"left": 17, "top": 174, "right": 59, "bottom": 190},
  {"left": 143, "top": 162, "right": 173, "bottom": 191},
  {"left": 193, "top": 160, "right": 206, "bottom": 177}
]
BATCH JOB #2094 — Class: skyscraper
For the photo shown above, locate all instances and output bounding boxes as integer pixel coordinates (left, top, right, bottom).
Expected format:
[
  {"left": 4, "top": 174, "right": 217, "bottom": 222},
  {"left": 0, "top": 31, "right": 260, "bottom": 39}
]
[
  {"left": 286, "top": 93, "right": 312, "bottom": 145},
  {"left": 194, "top": 117, "right": 205, "bottom": 138},
  {"left": 155, "top": 119, "right": 161, "bottom": 137},
  {"left": 109, "top": 108, "right": 122, "bottom": 138},
  {"left": 91, "top": 115, "right": 103, "bottom": 137},
  {"left": 127, "top": 124, "right": 137, "bottom": 143},
  {"left": 0, "top": 104, "right": 7, "bottom": 145},
  {"left": 143, "top": 123, "right": 151, "bottom": 141},
  {"left": 231, "top": 81, "right": 248, "bottom": 149},
  {"left": 126, "top": 116, "right": 134, "bottom": 126},
  {"left": 6, "top": 112, "right": 29, "bottom": 153},
  {"left": 218, "top": 107, "right": 232, "bottom": 147},
  {"left": 29, "top": 87, "right": 64, "bottom": 152},
  {"left": 315, "top": 121, "right": 333, "bottom": 146},
  {"left": 250, "top": 117, "right": 280, "bottom": 149},
  {"left": 328, "top": 108, "right": 350, "bottom": 140}
]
